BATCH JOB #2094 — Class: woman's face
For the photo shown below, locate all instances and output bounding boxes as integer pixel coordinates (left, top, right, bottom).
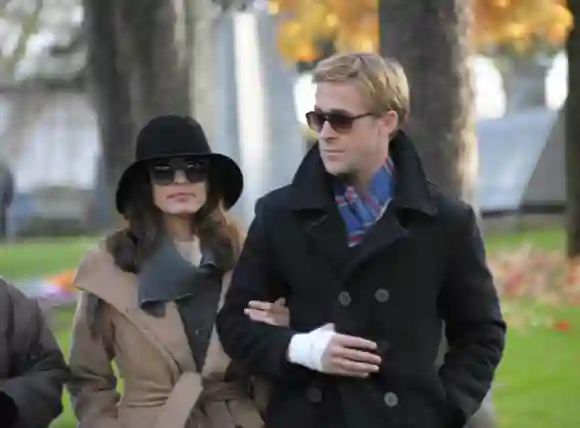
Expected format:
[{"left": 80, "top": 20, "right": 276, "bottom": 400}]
[{"left": 149, "top": 157, "right": 209, "bottom": 216}]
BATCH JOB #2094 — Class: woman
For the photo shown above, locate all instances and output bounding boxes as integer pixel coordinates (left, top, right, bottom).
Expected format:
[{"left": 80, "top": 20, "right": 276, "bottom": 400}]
[{"left": 67, "top": 115, "right": 285, "bottom": 428}]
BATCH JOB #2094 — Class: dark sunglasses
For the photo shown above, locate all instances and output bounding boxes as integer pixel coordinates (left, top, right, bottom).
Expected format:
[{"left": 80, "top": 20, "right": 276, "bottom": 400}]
[
  {"left": 305, "top": 110, "right": 374, "bottom": 133},
  {"left": 148, "top": 157, "right": 209, "bottom": 186}
]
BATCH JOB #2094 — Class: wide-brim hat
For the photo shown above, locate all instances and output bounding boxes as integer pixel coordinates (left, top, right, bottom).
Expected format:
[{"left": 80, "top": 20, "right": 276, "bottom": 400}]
[{"left": 115, "top": 115, "right": 243, "bottom": 215}]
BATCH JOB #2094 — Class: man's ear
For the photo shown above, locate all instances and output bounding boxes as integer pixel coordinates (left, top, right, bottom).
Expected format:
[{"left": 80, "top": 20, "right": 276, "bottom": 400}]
[{"left": 379, "top": 110, "right": 399, "bottom": 137}]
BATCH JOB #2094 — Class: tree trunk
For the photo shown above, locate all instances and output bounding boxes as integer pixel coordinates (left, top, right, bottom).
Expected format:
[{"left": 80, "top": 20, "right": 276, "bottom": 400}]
[
  {"left": 83, "top": 0, "right": 134, "bottom": 226},
  {"left": 83, "top": 0, "right": 193, "bottom": 226},
  {"left": 566, "top": 0, "right": 580, "bottom": 258},
  {"left": 119, "top": 0, "right": 191, "bottom": 128},
  {"left": 187, "top": 0, "right": 219, "bottom": 141},
  {"left": 378, "top": 2, "right": 490, "bottom": 427},
  {"left": 378, "top": 0, "right": 477, "bottom": 206}
]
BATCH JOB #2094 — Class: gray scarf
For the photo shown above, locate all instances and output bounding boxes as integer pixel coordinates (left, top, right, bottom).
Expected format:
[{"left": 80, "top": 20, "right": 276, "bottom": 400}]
[{"left": 137, "top": 236, "right": 223, "bottom": 369}]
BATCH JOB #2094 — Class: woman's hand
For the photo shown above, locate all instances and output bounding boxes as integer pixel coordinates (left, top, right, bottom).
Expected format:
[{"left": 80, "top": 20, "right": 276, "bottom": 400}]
[{"left": 244, "top": 298, "right": 289, "bottom": 326}]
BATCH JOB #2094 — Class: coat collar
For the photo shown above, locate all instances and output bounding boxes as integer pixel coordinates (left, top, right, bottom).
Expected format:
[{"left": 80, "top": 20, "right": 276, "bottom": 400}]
[
  {"left": 137, "top": 236, "right": 218, "bottom": 313},
  {"left": 287, "top": 131, "right": 437, "bottom": 279},
  {"left": 288, "top": 130, "right": 437, "bottom": 217},
  {"left": 73, "top": 244, "right": 198, "bottom": 374}
]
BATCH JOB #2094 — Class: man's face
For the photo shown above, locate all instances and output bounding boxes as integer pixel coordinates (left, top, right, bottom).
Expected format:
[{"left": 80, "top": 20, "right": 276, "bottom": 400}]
[{"left": 311, "top": 82, "right": 397, "bottom": 182}]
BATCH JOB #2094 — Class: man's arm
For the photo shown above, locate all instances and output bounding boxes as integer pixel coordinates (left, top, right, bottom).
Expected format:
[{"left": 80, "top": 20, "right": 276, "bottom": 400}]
[
  {"left": 216, "top": 197, "right": 304, "bottom": 380},
  {"left": 0, "top": 280, "right": 69, "bottom": 428},
  {"left": 437, "top": 204, "right": 507, "bottom": 428}
]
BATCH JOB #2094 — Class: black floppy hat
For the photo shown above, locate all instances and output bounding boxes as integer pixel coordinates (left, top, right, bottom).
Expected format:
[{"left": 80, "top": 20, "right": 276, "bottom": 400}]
[{"left": 115, "top": 115, "right": 243, "bottom": 215}]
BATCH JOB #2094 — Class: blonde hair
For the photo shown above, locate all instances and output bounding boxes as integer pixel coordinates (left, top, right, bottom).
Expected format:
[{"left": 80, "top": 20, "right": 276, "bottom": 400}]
[{"left": 312, "top": 52, "right": 410, "bottom": 126}]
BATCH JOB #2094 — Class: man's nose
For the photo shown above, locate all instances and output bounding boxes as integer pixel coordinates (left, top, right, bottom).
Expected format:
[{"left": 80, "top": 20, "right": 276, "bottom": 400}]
[{"left": 319, "top": 120, "right": 336, "bottom": 139}]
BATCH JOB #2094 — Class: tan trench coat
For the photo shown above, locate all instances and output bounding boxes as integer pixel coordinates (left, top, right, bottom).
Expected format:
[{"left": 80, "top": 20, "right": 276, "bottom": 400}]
[{"left": 67, "top": 243, "right": 264, "bottom": 428}]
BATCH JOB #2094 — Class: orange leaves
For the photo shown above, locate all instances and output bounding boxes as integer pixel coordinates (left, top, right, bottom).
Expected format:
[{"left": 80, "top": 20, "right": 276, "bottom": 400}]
[
  {"left": 553, "top": 319, "right": 571, "bottom": 331},
  {"left": 489, "top": 245, "right": 580, "bottom": 305},
  {"left": 473, "top": 0, "right": 573, "bottom": 51},
  {"left": 269, "top": 0, "right": 572, "bottom": 62},
  {"left": 47, "top": 269, "right": 77, "bottom": 292},
  {"left": 489, "top": 245, "right": 580, "bottom": 331},
  {"left": 272, "top": 0, "right": 335, "bottom": 62},
  {"left": 269, "top": 0, "right": 378, "bottom": 61}
]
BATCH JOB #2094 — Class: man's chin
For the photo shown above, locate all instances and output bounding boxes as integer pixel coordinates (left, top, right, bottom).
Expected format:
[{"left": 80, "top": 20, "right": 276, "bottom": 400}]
[{"left": 322, "top": 161, "right": 347, "bottom": 177}]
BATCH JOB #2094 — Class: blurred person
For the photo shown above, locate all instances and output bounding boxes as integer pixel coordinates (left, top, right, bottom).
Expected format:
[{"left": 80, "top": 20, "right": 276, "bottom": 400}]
[
  {"left": 0, "top": 278, "right": 69, "bottom": 427},
  {"left": 216, "top": 52, "right": 506, "bottom": 428},
  {"left": 67, "top": 115, "right": 286, "bottom": 428},
  {"left": 0, "top": 160, "right": 14, "bottom": 240}
]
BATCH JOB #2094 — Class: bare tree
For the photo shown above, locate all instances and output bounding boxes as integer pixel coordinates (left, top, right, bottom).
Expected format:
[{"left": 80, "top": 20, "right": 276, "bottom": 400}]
[
  {"left": 378, "top": 2, "right": 493, "bottom": 428},
  {"left": 82, "top": 0, "right": 192, "bottom": 224},
  {"left": 378, "top": 0, "right": 477, "bottom": 205}
]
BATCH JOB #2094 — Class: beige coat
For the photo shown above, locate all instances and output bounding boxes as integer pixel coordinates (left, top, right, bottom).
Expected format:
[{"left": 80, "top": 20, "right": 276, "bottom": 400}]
[{"left": 67, "top": 243, "right": 264, "bottom": 428}]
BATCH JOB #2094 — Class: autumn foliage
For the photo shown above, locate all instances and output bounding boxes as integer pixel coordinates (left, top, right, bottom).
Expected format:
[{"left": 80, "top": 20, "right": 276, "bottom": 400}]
[{"left": 269, "top": 0, "right": 573, "bottom": 61}]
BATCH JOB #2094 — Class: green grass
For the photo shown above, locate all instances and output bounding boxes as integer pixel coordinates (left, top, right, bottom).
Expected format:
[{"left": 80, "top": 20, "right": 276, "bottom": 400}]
[
  {"left": 1, "top": 228, "right": 576, "bottom": 428},
  {"left": 494, "top": 302, "right": 580, "bottom": 428},
  {"left": 485, "top": 227, "right": 565, "bottom": 251},
  {"left": 50, "top": 307, "right": 76, "bottom": 428},
  {"left": 0, "top": 236, "right": 97, "bottom": 281}
]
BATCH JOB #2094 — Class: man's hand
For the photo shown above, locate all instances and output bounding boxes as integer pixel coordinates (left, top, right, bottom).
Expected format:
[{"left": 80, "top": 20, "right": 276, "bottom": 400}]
[
  {"left": 320, "top": 327, "right": 382, "bottom": 377},
  {"left": 244, "top": 298, "right": 290, "bottom": 326},
  {"left": 288, "top": 324, "right": 381, "bottom": 377}
]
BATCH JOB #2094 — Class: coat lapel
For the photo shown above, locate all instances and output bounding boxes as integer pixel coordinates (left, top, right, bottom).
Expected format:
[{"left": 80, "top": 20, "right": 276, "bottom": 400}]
[
  {"left": 73, "top": 245, "right": 197, "bottom": 374},
  {"left": 344, "top": 204, "right": 407, "bottom": 278},
  {"left": 301, "top": 207, "right": 350, "bottom": 272},
  {"left": 290, "top": 146, "right": 350, "bottom": 270}
]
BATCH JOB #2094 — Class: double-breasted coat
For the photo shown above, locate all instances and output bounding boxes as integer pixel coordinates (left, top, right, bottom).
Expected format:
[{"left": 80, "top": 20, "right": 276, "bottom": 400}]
[
  {"left": 0, "top": 278, "right": 68, "bottom": 428},
  {"left": 216, "top": 131, "right": 507, "bottom": 428},
  {"left": 67, "top": 239, "right": 264, "bottom": 428}
]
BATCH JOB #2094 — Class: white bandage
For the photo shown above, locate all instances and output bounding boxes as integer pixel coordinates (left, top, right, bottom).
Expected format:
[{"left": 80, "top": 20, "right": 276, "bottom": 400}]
[{"left": 287, "top": 324, "right": 335, "bottom": 372}]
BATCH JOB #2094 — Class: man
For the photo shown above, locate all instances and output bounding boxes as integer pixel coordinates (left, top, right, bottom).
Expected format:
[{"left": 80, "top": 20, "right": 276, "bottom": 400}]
[
  {"left": 0, "top": 160, "right": 14, "bottom": 240},
  {"left": 0, "top": 278, "right": 69, "bottom": 427},
  {"left": 216, "top": 52, "right": 506, "bottom": 428}
]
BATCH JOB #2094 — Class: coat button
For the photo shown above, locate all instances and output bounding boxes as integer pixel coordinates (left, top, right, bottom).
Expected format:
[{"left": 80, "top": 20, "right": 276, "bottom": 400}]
[
  {"left": 384, "top": 391, "right": 399, "bottom": 407},
  {"left": 338, "top": 291, "right": 352, "bottom": 307},
  {"left": 307, "top": 386, "right": 323, "bottom": 403},
  {"left": 374, "top": 288, "right": 390, "bottom": 303},
  {"left": 376, "top": 339, "right": 390, "bottom": 355}
]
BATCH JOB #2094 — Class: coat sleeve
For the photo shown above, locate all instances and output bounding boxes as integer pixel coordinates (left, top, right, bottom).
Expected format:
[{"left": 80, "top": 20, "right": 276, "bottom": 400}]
[
  {"left": 0, "top": 281, "right": 69, "bottom": 428},
  {"left": 67, "top": 291, "right": 122, "bottom": 428},
  {"left": 437, "top": 204, "right": 507, "bottom": 428},
  {"left": 216, "top": 197, "right": 306, "bottom": 381}
]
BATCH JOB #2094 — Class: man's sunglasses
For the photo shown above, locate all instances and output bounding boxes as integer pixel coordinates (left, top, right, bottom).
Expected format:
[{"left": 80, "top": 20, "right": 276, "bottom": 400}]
[
  {"left": 148, "top": 157, "right": 209, "bottom": 186},
  {"left": 305, "top": 111, "right": 374, "bottom": 133}
]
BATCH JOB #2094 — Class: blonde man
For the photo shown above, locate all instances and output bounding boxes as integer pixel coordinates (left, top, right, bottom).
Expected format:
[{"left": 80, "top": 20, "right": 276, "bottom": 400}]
[{"left": 217, "top": 52, "right": 506, "bottom": 428}]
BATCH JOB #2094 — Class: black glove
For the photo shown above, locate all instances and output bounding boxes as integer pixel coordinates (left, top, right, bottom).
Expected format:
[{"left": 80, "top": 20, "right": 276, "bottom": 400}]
[{"left": 0, "top": 391, "right": 18, "bottom": 427}]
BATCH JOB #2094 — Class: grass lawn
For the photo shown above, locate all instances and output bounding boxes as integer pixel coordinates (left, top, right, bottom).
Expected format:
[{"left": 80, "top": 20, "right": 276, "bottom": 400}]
[
  {"left": 493, "top": 301, "right": 580, "bottom": 428},
  {"left": 0, "top": 236, "right": 97, "bottom": 281},
  {"left": 2, "top": 228, "right": 578, "bottom": 428}
]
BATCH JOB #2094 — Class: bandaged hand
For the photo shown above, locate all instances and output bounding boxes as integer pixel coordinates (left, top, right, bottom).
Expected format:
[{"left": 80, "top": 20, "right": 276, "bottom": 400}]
[{"left": 287, "top": 323, "right": 381, "bottom": 377}]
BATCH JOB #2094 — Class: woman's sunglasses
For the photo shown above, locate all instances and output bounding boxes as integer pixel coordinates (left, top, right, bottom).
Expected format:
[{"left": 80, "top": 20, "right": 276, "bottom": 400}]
[
  {"left": 305, "top": 111, "right": 374, "bottom": 133},
  {"left": 148, "top": 157, "right": 209, "bottom": 186}
]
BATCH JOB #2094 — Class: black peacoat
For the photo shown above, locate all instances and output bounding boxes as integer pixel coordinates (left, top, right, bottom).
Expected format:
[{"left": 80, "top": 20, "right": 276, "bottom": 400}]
[{"left": 216, "top": 131, "right": 506, "bottom": 428}]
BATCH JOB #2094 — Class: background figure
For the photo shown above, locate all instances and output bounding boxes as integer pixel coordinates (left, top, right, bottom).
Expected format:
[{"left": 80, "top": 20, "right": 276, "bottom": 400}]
[
  {"left": 0, "top": 278, "right": 69, "bottom": 428},
  {"left": 0, "top": 161, "right": 14, "bottom": 240}
]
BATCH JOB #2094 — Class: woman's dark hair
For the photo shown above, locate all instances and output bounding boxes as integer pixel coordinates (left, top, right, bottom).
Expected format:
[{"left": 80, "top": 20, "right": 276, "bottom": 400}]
[{"left": 105, "top": 165, "right": 242, "bottom": 274}]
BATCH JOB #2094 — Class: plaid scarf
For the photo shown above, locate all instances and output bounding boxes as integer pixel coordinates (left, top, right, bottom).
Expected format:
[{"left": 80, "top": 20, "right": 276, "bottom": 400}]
[{"left": 334, "top": 158, "right": 395, "bottom": 247}]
